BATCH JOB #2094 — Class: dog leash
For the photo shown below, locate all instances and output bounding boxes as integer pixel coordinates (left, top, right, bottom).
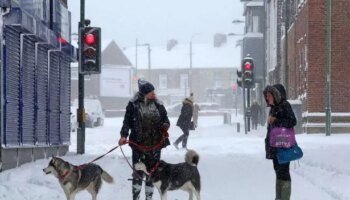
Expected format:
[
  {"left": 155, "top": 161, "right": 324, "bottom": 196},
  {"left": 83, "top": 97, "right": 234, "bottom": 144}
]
[
  {"left": 76, "top": 145, "right": 121, "bottom": 170},
  {"left": 120, "top": 146, "right": 160, "bottom": 182},
  {"left": 120, "top": 129, "right": 169, "bottom": 181},
  {"left": 123, "top": 129, "right": 169, "bottom": 152},
  {"left": 75, "top": 130, "right": 168, "bottom": 181},
  {"left": 120, "top": 145, "right": 145, "bottom": 181}
]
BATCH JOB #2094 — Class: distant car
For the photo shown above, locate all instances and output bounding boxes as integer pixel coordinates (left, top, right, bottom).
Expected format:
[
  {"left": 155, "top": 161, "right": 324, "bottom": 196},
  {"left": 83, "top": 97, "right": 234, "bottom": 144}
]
[
  {"left": 73, "top": 98, "right": 105, "bottom": 128},
  {"left": 70, "top": 106, "right": 78, "bottom": 132},
  {"left": 197, "top": 102, "right": 220, "bottom": 111}
]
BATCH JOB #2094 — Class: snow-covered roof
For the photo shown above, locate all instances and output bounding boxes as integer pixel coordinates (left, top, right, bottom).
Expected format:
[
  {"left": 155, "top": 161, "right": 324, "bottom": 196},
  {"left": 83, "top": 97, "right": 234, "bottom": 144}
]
[
  {"left": 123, "top": 42, "right": 241, "bottom": 70},
  {"left": 245, "top": 32, "right": 263, "bottom": 38},
  {"left": 246, "top": 2, "right": 264, "bottom": 7}
]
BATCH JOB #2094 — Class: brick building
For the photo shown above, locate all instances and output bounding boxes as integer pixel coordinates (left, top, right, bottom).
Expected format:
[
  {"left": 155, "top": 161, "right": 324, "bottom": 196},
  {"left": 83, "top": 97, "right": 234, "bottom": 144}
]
[{"left": 266, "top": 0, "right": 350, "bottom": 133}]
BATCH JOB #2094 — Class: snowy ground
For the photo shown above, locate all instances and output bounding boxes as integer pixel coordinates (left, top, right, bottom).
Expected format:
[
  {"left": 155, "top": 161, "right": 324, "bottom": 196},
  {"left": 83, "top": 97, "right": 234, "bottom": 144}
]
[{"left": 1, "top": 115, "right": 350, "bottom": 200}]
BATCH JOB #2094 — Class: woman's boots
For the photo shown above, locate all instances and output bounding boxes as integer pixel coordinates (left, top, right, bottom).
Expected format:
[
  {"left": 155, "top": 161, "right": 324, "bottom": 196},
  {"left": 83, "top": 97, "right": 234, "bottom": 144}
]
[{"left": 276, "top": 179, "right": 291, "bottom": 200}]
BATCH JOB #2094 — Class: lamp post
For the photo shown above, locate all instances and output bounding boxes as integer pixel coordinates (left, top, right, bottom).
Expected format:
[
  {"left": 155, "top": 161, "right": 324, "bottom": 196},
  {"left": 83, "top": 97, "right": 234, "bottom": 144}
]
[
  {"left": 189, "top": 33, "right": 199, "bottom": 93},
  {"left": 284, "top": 0, "right": 290, "bottom": 95},
  {"left": 135, "top": 38, "right": 138, "bottom": 76},
  {"left": 232, "top": 19, "right": 245, "bottom": 24},
  {"left": 227, "top": 33, "right": 245, "bottom": 36},
  {"left": 326, "top": 0, "right": 332, "bottom": 136}
]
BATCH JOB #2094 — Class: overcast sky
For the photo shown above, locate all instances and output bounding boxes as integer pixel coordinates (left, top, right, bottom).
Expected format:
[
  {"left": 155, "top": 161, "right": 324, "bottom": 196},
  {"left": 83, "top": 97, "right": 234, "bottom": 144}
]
[{"left": 68, "top": 0, "right": 244, "bottom": 48}]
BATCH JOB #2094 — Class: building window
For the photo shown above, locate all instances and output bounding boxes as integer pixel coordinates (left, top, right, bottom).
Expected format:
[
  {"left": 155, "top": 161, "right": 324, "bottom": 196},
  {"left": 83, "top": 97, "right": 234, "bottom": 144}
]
[
  {"left": 253, "top": 16, "right": 259, "bottom": 32},
  {"left": 180, "top": 74, "right": 189, "bottom": 89},
  {"left": 159, "top": 74, "right": 167, "bottom": 89},
  {"left": 214, "top": 73, "right": 222, "bottom": 88}
]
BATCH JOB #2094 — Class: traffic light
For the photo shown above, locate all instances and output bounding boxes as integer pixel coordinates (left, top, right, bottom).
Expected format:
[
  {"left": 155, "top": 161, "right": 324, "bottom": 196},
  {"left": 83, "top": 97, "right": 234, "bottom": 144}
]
[
  {"left": 79, "top": 27, "right": 101, "bottom": 74},
  {"left": 237, "top": 70, "right": 242, "bottom": 87},
  {"left": 242, "top": 55, "right": 254, "bottom": 88}
]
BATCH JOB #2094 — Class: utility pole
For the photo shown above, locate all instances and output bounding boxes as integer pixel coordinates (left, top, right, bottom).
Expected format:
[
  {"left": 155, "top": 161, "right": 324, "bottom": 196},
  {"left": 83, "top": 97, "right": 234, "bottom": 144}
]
[
  {"left": 325, "top": 0, "right": 332, "bottom": 136},
  {"left": 247, "top": 87, "right": 251, "bottom": 132},
  {"left": 135, "top": 38, "right": 138, "bottom": 76},
  {"left": 77, "top": 0, "right": 85, "bottom": 154},
  {"left": 243, "top": 85, "right": 247, "bottom": 135},
  {"left": 189, "top": 41, "right": 193, "bottom": 92},
  {"left": 147, "top": 44, "right": 151, "bottom": 80},
  {"left": 284, "top": 0, "right": 289, "bottom": 94}
]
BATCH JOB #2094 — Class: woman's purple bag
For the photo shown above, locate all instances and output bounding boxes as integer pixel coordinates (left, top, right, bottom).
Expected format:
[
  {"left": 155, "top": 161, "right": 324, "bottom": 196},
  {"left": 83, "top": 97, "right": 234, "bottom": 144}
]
[{"left": 269, "top": 127, "right": 296, "bottom": 148}]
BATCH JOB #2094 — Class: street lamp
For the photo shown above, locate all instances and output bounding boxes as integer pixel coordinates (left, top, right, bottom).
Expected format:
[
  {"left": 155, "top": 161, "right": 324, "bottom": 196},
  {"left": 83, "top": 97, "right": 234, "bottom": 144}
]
[
  {"left": 232, "top": 19, "right": 245, "bottom": 24},
  {"left": 189, "top": 33, "right": 199, "bottom": 93},
  {"left": 227, "top": 33, "right": 245, "bottom": 36}
]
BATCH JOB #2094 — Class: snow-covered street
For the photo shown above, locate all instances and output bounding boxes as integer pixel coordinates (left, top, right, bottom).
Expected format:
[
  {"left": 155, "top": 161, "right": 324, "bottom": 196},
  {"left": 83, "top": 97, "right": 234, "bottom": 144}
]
[{"left": 1, "top": 116, "right": 349, "bottom": 200}]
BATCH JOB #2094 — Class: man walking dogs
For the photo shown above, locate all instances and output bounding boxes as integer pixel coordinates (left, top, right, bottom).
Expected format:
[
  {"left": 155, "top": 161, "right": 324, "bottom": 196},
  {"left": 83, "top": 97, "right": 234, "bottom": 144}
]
[{"left": 119, "top": 79, "right": 170, "bottom": 200}]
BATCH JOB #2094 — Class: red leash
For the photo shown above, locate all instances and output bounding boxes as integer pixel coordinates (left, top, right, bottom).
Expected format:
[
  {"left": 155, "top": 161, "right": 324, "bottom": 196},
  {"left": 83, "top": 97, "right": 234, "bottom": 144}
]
[
  {"left": 123, "top": 129, "right": 169, "bottom": 151},
  {"left": 120, "top": 145, "right": 145, "bottom": 181},
  {"left": 75, "top": 145, "right": 121, "bottom": 170},
  {"left": 120, "top": 129, "right": 169, "bottom": 180},
  {"left": 74, "top": 130, "right": 168, "bottom": 181}
]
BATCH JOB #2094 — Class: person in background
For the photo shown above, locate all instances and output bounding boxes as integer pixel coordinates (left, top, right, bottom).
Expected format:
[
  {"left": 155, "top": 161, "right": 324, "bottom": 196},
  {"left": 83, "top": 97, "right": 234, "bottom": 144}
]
[
  {"left": 189, "top": 93, "right": 200, "bottom": 128},
  {"left": 263, "top": 84, "right": 297, "bottom": 200},
  {"left": 251, "top": 101, "right": 262, "bottom": 130},
  {"left": 119, "top": 79, "right": 170, "bottom": 200},
  {"left": 173, "top": 95, "right": 194, "bottom": 150},
  {"left": 193, "top": 103, "right": 200, "bottom": 128}
]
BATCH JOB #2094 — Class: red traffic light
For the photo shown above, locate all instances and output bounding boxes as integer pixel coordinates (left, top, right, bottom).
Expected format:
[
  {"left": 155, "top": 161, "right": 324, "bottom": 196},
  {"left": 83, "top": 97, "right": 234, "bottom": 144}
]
[
  {"left": 244, "top": 62, "right": 252, "bottom": 70},
  {"left": 85, "top": 33, "right": 96, "bottom": 46}
]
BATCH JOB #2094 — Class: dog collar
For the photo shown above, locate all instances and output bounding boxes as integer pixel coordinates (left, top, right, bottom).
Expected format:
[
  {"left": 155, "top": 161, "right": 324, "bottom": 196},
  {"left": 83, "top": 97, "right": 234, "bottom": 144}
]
[{"left": 60, "top": 170, "right": 70, "bottom": 180}]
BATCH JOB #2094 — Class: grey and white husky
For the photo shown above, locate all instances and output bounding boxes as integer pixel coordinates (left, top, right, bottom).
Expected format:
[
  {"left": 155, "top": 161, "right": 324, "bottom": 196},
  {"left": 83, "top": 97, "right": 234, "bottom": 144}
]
[
  {"left": 43, "top": 156, "right": 114, "bottom": 200},
  {"left": 135, "top": 150, "right": 201, "bottom": 200}
]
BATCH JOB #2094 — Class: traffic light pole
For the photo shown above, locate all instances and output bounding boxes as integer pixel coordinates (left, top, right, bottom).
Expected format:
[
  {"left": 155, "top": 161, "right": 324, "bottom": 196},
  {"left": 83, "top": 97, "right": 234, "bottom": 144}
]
[
  {"left": 247, "top": 87, "right": 251, "bottom": 132},
  {"left": 77, "top": 0, "right": 86, "bottom": 154},
  {"left": 242, "top": 84, "right": 247, "bottom": 135}
]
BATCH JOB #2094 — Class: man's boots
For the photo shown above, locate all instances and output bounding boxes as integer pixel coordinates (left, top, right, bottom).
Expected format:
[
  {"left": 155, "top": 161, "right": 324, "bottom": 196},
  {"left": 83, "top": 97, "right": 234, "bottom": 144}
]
[
  {"left": 145, "top": 180, "right": 154, "bottom": 200},
  {"left": 132, "top": 180, "right": 142, "bottom": 200}
]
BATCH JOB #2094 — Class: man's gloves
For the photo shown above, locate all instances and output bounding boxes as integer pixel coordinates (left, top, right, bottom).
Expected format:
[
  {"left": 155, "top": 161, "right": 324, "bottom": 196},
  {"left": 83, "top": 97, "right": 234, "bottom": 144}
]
[
  {"left": 161, "top": 123, "right": 170, "bottom": 131},
  {"left": 118, "top": 137, "right": 127, "bottom": 145}
]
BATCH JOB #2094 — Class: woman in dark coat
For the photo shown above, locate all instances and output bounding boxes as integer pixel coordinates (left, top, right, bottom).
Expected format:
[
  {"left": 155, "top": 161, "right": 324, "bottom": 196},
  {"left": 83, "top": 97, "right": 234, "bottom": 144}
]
[
  {"left": 119, "top": 80, "right": 170, "bottom": 200},
  {"left": 173, "top": 98, "right": 194, "bottom": 149},
  {"left": 263, "top": 84, "right": 297, "bottom": 200}
]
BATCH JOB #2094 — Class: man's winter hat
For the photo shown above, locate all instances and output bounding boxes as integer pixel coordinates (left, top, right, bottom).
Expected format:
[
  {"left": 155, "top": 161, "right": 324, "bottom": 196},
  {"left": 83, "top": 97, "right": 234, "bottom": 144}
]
[{"left": 138, "top": 79, "right": 155, "bottom": 95}]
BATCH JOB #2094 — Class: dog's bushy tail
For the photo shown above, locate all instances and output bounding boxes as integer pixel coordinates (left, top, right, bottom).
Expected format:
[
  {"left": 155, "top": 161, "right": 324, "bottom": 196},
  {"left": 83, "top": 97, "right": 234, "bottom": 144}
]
[
  {"left": 185, "top": 150, "right": 199, "bottom": 166},
  {"left": 101, "top": 170, "right": 114, "bottom": 183}
]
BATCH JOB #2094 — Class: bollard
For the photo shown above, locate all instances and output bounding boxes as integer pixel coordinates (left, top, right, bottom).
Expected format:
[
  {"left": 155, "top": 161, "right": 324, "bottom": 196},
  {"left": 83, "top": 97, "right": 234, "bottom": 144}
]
[{"left": 237, "top": 122, "right": 240, "bottom": 132}]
